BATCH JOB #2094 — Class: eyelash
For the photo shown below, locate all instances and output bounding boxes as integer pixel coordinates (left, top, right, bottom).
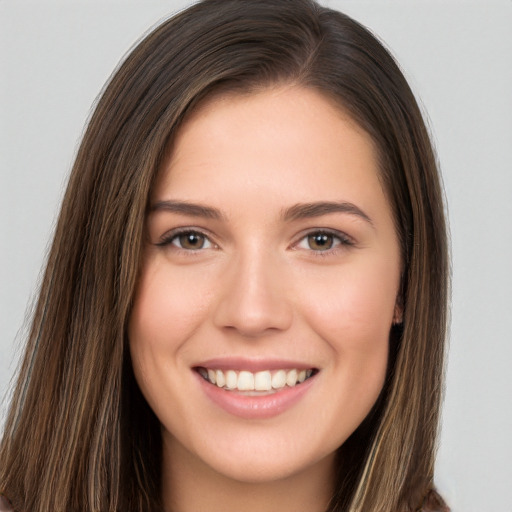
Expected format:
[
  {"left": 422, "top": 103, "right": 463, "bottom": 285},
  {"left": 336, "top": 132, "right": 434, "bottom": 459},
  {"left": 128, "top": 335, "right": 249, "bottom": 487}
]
[{"left": 155, "top": 228, "right": 354, "bottom": 255}]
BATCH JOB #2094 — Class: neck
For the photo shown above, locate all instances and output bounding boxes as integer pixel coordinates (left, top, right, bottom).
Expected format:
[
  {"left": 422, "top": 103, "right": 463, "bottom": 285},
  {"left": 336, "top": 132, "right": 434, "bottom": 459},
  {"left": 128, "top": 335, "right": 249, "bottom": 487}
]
[{"left": 161, "top": 435, "right": 336, "bottom": 512}]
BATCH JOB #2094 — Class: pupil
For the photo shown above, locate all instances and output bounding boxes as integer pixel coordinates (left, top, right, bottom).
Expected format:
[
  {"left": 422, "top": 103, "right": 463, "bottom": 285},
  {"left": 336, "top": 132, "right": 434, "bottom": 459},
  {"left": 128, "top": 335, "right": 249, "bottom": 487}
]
[{"left": 309, "top": 233, "right": 333, "bottom": 250}]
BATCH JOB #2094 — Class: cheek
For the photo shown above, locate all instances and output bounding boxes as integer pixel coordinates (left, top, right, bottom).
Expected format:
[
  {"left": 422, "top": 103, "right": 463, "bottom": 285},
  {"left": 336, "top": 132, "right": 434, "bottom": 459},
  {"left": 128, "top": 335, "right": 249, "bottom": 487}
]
[
  {"left": 127, "top": 262, "right": 214, "bottom": 407},
  {"left": 288, "top": 261, "right": 397, "bottom": 449},
  {"left": 299, "top": 257, "right": 399, "bottom": 349},
  {"left": 129, "top": 260, "right": 211, "bottom": 353},
  {"left": 301, "top": 258, "right": 398, "bottom": 425},
  {"left": 127, "top": 259, "right": 215, "bottom": 417}
]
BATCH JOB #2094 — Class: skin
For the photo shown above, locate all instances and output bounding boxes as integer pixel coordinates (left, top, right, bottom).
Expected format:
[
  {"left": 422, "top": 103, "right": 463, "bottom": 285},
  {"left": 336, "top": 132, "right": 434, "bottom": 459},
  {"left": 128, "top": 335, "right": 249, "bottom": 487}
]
[{"left": 129, "top": 85, "right": 402, "bottom": 512}]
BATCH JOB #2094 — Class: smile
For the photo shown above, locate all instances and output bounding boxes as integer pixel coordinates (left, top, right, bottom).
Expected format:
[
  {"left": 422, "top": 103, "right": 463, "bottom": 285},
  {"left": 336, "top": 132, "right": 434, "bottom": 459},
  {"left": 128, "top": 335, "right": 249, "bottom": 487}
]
[
  {"left": 196, "top": 367, "right": 316, "bottom": 393},
  {"left": 194, "top": 364, "right": 319, "bottom": 419}
]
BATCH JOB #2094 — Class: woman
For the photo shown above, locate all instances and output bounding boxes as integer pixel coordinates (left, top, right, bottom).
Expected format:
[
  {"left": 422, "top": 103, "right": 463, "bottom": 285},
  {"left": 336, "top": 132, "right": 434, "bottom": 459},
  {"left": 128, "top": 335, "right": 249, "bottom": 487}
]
[{"left": 0, "top": 0, "right": 450, "bottom": 511}]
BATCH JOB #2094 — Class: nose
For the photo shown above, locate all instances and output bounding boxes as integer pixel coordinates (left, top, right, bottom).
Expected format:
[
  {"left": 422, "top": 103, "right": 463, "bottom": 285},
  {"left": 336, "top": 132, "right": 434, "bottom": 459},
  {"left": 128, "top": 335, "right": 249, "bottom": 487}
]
[{"left": 212, "top": 249, "right": 293, "bottom": 338}]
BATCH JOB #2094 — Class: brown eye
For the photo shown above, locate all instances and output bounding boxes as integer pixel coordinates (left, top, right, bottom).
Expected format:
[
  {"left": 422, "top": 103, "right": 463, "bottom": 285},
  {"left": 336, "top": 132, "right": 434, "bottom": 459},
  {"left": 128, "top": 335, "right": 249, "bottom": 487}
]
[
  {"left": 295, "top": 230, "right": 353, "bottom": 253},
  {"left": 307, "top": 233, "right": 334, "bottom": 251},
  {"left": 177, "top": 232, "right": 208, "bottom": 250},
  {"left": 156, "top": 229, "right": 215, "bottom": 251}
]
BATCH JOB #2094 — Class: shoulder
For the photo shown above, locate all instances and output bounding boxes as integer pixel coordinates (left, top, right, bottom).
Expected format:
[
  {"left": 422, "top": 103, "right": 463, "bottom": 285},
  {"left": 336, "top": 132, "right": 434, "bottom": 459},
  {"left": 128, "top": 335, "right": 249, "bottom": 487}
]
[{"left": 0, "top": 495, "right": 13, "bottom": 512}]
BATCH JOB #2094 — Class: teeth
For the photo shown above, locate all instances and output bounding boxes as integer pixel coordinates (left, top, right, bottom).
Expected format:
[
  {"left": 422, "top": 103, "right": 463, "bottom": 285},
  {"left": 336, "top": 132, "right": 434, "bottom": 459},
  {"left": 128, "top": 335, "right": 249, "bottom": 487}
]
[
  {"left": 237, "top": 371, "right": 255, "bottom": 391},
  {"left": 200, "top": 368, "right": 314, "bottom": 392},
  {"left": 254, "top": 370, "right": 272, "bottom": 391},
  {"left": 215, "top": 369, "right": 225, "bottom": 387},
  {"left": 225, "top": 370, "right": 237, "bottom": 390},
  {"left": 271, "top": 370, "right": 286, "bottom": 389},
  {"left": 286, "top": 369, "right": 298, "bottom": 387}
]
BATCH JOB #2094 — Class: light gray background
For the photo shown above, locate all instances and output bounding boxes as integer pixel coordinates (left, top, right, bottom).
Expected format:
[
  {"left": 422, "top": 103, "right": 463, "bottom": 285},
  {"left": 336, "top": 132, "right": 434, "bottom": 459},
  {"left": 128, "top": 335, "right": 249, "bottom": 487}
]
[{"left": 1, "top": 2, "right": 511, "bottom": 511}]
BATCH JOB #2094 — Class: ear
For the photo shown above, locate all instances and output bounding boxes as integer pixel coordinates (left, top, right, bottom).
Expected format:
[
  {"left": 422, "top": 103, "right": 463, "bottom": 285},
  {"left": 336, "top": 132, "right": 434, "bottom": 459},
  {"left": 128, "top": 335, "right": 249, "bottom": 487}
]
[{"left": 392, "top": 297, "right": 403, "bottom": 325}]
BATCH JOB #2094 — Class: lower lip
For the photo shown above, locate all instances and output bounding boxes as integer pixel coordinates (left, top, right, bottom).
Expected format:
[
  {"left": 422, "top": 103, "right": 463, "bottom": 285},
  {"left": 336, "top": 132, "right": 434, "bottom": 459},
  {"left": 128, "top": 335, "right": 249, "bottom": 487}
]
[{"left": 195, "top": 372, "right": 317, "bottom": 419}]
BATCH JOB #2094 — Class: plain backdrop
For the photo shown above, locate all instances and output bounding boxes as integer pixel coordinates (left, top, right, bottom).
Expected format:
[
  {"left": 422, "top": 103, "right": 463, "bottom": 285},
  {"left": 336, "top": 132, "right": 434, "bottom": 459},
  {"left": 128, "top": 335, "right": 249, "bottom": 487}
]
[{"left": 1, "top": 1, "right": 511, "bottom": 511}]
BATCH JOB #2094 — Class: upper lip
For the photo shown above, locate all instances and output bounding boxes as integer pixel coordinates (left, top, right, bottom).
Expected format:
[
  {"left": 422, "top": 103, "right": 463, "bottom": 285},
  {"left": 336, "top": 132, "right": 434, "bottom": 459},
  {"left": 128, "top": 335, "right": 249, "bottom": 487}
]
[{"left": 194, "top": 357, "right": 317, "bottom": 372}]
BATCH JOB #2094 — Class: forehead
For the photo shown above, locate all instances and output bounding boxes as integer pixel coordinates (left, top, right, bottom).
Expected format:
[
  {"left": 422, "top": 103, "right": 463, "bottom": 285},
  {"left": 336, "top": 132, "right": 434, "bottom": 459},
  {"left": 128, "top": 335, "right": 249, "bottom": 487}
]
[
  {"left": 156, "top": 85, "right": 382, "bottom": 199},
  {"left": 150, "top": 85, "right": 397, "bottom": 254}
]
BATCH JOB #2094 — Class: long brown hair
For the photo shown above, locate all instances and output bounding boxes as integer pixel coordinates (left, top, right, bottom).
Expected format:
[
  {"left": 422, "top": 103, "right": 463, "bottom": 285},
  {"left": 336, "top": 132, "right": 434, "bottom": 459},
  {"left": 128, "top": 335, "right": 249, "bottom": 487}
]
[{"left": 0, "top": 1, "right": 449, "bottom": 511}]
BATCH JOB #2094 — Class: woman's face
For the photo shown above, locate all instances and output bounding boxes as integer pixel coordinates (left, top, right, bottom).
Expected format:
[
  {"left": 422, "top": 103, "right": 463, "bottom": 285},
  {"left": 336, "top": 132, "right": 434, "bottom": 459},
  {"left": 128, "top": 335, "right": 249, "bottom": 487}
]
[{"left": 129, "top": 86, "right": 402, "bottom": 484}]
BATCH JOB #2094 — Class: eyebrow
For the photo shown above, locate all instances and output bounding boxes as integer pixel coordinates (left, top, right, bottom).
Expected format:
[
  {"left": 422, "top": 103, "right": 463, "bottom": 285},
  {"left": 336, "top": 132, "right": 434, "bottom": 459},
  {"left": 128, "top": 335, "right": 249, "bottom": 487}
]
[
  {"left": 149, "top": 200, "right": 224, "bottom": 220},
  {"left": 150, "top": 199, "right": 372, "bottom": 225},
  {"left": 282, "top": 201, "right": 373, "bottom": 225}
]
